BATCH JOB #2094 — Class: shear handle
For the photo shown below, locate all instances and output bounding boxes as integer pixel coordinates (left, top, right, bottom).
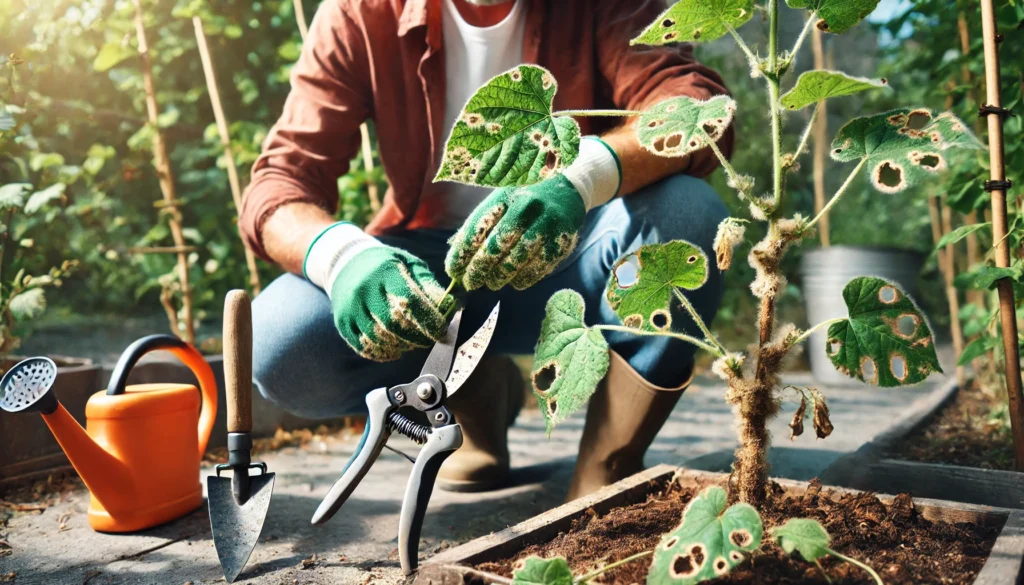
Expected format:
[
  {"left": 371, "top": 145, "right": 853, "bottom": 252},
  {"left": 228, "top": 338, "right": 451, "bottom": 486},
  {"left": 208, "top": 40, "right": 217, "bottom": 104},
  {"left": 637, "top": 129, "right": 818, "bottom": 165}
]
[
  {"left": 398, "top": 424, "right": 463, "bottom": 575},
  {"left": 311, "top": 388, "right": 392, "bottom": 525}
]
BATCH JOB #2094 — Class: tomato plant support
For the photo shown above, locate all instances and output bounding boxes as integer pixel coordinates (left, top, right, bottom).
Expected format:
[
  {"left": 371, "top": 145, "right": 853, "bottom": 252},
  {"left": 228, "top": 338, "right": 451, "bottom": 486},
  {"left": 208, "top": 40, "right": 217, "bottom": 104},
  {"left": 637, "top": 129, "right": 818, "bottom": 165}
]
[{"left": 979, "top": 0, "right": 1024, "bottom": 470}]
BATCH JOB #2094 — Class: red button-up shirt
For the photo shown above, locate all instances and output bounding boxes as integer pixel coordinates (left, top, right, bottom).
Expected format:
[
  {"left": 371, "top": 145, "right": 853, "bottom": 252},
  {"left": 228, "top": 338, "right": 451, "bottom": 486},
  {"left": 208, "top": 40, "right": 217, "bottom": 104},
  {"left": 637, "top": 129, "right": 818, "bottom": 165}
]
[{"left": 241, "top": 0, "right": 733, "bottom": 260}]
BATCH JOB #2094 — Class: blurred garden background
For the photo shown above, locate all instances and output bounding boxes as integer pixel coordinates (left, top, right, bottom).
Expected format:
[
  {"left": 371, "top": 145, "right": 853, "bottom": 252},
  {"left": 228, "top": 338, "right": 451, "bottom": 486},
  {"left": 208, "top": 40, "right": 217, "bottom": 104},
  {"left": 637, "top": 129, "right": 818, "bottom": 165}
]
[{"left": 0, "top": 0, "right": 1020, "bottom": 367}]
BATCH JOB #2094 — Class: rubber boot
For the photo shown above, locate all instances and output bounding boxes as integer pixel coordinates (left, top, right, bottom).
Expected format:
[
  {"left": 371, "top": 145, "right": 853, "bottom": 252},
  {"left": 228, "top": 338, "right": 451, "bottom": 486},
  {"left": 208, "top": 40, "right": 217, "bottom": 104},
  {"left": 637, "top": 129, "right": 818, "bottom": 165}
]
[
  {"left": 565, "top": 350, "right": 691, "bottom": 502},
  {"left": 438, "top": 354, "right": 524, "bottom": 492}
]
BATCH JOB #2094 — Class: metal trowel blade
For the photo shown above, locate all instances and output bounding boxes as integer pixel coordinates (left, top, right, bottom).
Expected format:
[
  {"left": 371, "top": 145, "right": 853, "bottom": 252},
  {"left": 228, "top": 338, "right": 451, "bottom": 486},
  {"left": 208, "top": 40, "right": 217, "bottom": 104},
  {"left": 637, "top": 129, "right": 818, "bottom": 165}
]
[{"left": 208, "top": 472, "right": 275, "bottom": 583}]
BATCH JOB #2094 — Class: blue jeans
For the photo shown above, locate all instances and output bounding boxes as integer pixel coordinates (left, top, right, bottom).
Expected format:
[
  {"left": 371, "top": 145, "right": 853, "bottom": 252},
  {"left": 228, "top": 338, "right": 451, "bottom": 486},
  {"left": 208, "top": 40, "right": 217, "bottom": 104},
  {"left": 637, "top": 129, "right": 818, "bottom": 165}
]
[{"left": 252, "top": 174, "right": 728, "bottom": 419}]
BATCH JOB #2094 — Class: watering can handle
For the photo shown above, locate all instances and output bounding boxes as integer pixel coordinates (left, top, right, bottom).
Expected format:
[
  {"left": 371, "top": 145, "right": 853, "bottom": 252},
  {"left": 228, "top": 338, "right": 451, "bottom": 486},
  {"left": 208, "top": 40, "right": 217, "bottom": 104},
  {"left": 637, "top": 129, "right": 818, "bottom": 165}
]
[{"left": 106, "top": 334, "right": 219, "bottom": 456}]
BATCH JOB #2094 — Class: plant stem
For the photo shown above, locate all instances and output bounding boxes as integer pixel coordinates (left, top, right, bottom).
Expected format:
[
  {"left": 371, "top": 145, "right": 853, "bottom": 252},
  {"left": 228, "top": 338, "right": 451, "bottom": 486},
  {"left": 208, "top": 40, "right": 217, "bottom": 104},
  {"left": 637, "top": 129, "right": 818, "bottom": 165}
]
[
  {"left": 826, "top": 549, "right": 885, "bottom": 585},
  {"left": 767, "top": 0, "right": 783, "bottom": 211},
  {"left": 790, "top": 13, "right": 818, "bottom": 62},
  {"left": 790, "top": 318, "right": 844, "bottom": 347},
  {"left": 575, "top": 550, "right": 654, "bottom": 584},
  {"left": 727, "top": 25, "right": 759, "bottom": 71},
  {"left": 803, "top": 158, "right": 867, "bottom": 232},
  {"left": 593, "top": 324, "right": 723, "bottom": 357},
  {"left": 553, "top": 109, "right": 641, "bottom": 118},
  {"left": 672, "top": 288, "right": 727, "bottom": 353},
  {"left": 814, "top": 559, "right": 834, "bottom": 584},
  {"left": 792, "top": 103, "right": 819, "bottom": 164}
]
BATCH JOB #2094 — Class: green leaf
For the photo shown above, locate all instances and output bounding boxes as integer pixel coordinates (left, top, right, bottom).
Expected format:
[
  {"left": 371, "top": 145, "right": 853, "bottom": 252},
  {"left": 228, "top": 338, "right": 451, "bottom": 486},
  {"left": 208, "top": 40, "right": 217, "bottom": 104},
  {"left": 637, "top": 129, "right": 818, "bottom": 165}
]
[
  {"left": 531, "top": 290, "right": 610, "bottom": 434},
  {"left": 635, "top": 95, "right": 736, "bottom": 158},
  {"left": 25, "top": 183, "right": 66, "bottom": 214},
  {"left": 93, "top": 42, "right": 135, "bottom": 72},
  {"left": 224, "top": 24, "right": 243, "bottom": 39},
  {"left": 826, "top": 277, "right": 942, "bottom": 387},
  {"left": 631, "top": 0, "right": 754, "bottom": 45},
  {"left": 955, "top": 265, "right": 1022, "bottom": 290},
  {"left": 773, "top": 518, "right": 831, "bottom": 562},
  {"left": 832, "top": 109, "right": 984, "bottom": 194},
  {"left": 9, "top": 288, "right": 46, "bottom": 321},
  {"left": 434, "top": 65, "right": 580, "bottom": 188},
  {"left": 935, "top": 222, "right": 991, "bottom": 250},
  {"left": 958, "top": 337, "right": 996, "bottom": 367},
  {"left": 786, "top": 0, "right": 882, "bottom": 34},
  {"left": 0, "top": 183, "right": 31, "bottom": 211},
  {"left": 647, "top": 486, "right": 763, "bottom": 585},
  {"left": 606, "top": 241, "right": 709, "bottom": 332},
  {"left": 780, "top": 71, "right": 889, "bottom": 110},
  {"left": 30, "top": 152, "right": 65, "bottom": 172},
  {"left": 511, "top": 556, "right": 573, "bottom": 585}
]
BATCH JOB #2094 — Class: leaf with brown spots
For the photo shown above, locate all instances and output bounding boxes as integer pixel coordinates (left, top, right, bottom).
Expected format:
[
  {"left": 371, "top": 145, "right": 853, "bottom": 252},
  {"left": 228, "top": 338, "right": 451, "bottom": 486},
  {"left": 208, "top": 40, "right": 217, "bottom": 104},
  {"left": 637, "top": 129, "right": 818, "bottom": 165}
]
[
  {"left": 630, "top": 0, "right": 754, "bottom": 45},
  {"left": 606, "top": 241, "right": 709, "bottom": 333},
  {"left": 636, "top": 95, "right": 736, "bottom": 159},
  {"left": 648, "top": 486, "right": 762, "bottom": 585},
  {"left": 531, "top": 290, "right": 609, "bottom": 435},
  {"left": 786, "top": 0, "right": 881, "bottom": 34},
  {"left": 826, "top": 277, "right": 942, "bottom": 387}
]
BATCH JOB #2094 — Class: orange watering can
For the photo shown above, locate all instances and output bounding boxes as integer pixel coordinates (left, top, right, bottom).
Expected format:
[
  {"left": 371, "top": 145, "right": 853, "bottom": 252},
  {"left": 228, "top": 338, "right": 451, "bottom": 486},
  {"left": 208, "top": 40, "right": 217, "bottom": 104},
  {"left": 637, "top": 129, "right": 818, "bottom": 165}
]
[{"left": 0, "top": 335, "right": 217, "bottom": 532}]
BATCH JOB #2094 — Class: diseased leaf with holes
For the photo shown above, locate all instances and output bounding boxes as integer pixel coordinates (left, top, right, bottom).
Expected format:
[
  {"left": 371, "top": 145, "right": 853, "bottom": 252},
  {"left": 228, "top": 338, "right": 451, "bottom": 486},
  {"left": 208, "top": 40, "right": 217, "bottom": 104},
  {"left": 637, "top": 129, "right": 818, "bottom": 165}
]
[
  {"left": 434, "top": 65, "right": 579, "bottom": 188},
  {"left": 606, "top": 241, "right": 708, "bottom": 333},
  {"left": 826, "top": 277, "right": 942, "bottom": 387},
  {"left": 636, "top": 96, "right": 736, "bottom": 159},
  {"left": 936, "top": 222, "right": 991, "bottom": 250},
  {"left": 831, "top": 109, "right": 983, "bottom": 194},
  {"left": 785, "top": 0, "right": 882, "bottom": 34},
  {"left": 9, "top": 289, "right": 46, "bottom": 321},
  {"left": 780, "top": 71, "right": 888, "bottom": 111},
  {"left": 631, "top": 0, "right": 754, "bottom": 45},
  {"left": 0, "top": 184, "right": 30, "bottom": 211},
  {"left": 773, "top": 519, "right": 831, "bottom": 562},
  {"left": 648, "top": 486, "right": 762, "bottom": 585},
  {"left": 532, "top": 290, "right": 609, "bottom": 435},
  {"left": 511, "top": 556, "right": 573, "bottom": 585}
]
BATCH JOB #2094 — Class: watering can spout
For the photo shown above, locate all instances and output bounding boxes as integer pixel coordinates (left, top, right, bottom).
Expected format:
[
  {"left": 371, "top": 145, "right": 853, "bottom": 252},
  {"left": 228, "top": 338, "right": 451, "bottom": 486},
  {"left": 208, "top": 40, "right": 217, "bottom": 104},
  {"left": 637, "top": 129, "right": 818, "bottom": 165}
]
[{"left": 40, "top": 405, "right": 134, "bottom": 512}]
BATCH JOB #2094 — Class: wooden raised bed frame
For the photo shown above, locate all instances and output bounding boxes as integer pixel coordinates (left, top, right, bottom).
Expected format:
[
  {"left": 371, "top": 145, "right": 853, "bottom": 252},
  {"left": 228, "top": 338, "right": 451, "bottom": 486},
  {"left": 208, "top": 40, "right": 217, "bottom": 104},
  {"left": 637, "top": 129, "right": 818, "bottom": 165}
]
[{"left": 413, "top": 464, "right": 1024, "bottom": 585}]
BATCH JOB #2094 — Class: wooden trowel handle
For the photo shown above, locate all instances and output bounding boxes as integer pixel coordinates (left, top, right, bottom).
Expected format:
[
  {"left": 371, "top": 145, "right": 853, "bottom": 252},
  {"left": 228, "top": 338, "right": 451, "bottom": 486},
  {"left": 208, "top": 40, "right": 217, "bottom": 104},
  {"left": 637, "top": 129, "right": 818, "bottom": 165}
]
[{"left": 223, "top": 289, "right": 253, "bottom": 434}]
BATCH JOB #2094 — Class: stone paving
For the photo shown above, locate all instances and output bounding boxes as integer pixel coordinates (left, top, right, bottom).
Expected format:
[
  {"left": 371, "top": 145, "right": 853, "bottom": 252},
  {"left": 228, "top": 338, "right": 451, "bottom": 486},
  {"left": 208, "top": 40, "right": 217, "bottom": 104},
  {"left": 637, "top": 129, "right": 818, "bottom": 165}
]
[{"left": 0, "top": 360, "right": 955, "bottom": 585}]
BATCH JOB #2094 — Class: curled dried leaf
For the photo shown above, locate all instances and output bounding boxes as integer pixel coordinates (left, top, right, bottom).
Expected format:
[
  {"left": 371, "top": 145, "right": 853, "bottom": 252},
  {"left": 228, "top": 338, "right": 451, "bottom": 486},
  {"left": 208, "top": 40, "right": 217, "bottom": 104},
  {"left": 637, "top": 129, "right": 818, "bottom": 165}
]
[
  {"left": 813, "top": 396, "right": 833, "bottom": 439},
  {"left": 789, "top": 397, "right": 807, "bottom": 440}
]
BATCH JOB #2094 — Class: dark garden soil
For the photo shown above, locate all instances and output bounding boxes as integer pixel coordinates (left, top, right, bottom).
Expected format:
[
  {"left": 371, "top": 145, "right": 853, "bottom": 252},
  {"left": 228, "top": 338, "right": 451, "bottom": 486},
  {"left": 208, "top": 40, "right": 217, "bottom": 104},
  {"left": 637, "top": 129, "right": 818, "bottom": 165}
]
[
  {"left": 887, "top": 382, "right": 1016, "bottom": 471},
  {"left": 477, "top": 478, "right": 1000, "bottom": 585}
]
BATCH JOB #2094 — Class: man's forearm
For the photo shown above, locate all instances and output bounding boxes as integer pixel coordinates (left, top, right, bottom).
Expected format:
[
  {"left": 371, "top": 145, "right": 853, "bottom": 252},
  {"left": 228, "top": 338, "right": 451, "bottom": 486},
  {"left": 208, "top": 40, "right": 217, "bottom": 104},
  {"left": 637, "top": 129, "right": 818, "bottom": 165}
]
[
  {"left": 261, "top": 203, "right": 339, "bottom": 275},
  {"left": 600, "top": 123, "right": 692, "bottom": 197}
]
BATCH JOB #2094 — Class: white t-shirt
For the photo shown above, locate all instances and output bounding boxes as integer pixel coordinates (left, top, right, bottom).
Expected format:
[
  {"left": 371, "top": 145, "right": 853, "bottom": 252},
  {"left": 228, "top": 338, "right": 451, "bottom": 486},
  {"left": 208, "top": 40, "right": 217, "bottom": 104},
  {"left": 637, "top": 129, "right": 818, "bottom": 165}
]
[{"left": 438, "top": 0, "right": 527, "bottom": 228}]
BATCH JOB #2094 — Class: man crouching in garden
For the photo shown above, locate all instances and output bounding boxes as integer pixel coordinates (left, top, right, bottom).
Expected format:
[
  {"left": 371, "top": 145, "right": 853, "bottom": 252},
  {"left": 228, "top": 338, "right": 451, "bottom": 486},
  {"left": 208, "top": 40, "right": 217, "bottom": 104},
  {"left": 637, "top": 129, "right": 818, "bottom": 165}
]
[{"left": 240, "top": 0, "right": 732, "bottom": 500}]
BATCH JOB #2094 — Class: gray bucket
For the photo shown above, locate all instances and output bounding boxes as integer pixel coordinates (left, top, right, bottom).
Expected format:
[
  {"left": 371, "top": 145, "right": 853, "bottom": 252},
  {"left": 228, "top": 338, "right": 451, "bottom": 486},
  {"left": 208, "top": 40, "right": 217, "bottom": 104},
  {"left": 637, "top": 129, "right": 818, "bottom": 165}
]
[{"left": 800, "top": 246, "right": 924, "bottom": 387}]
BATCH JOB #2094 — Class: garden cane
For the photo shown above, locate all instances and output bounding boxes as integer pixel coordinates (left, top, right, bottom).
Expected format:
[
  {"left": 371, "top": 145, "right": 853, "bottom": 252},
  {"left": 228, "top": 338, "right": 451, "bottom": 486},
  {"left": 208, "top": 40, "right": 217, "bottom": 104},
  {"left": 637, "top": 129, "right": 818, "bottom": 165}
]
[
  {"left": 311, "top": 302, "right": 501, "bottom": 575},
  {"left": 208, "top": 290, "right": 275, "bottom": 583}
]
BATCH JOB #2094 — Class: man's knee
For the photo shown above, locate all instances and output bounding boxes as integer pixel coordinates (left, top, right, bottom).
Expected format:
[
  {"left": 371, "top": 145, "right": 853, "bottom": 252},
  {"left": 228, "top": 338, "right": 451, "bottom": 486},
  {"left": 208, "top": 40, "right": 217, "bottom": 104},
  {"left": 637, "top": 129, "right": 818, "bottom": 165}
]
[{"left": 627, "top": 173, "right": 730, "bottom": 247}]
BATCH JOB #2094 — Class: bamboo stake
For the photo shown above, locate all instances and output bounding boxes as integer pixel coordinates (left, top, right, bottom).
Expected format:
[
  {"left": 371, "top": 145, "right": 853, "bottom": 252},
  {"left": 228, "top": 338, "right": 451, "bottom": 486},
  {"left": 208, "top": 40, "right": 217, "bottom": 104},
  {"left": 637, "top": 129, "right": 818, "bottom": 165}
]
[
  {"left": 811, "top": 25, "right": 829, "bottom": 246},
  {"left": 979, "top": 0, "right": 1024, "bottom": 470},
  {"left": 193, "top": 17, "right": 262, "bottom": 296},
  {"left": 133, "top": 0, "right": 195, "bottom": 345},
  {"left": 292, "top": 0, "right": 381, "bottom": 215}
]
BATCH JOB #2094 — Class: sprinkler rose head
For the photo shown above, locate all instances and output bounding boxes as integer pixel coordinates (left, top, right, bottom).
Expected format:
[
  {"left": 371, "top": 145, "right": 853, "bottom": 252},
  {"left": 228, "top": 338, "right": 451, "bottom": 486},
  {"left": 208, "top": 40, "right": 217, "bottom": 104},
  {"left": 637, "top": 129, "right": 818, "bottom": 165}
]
[{"left": 0, "top": 357, "right": 59, "bottom": 414}]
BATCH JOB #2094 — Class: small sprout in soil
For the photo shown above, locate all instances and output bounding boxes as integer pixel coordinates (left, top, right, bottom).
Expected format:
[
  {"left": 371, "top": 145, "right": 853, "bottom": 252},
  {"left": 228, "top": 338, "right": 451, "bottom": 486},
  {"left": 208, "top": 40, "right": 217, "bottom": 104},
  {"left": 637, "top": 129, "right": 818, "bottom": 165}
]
[{"left": 773, "top": 518, "right": 885, "bottom": 585}]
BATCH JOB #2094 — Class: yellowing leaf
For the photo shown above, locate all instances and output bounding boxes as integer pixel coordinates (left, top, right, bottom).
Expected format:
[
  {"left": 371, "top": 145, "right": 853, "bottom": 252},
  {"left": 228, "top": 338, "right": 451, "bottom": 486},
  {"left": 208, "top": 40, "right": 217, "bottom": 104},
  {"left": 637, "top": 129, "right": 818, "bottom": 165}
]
[
  {"left": 532, "top": 290, "right": 609, "bottom": 434},
  {"left": 780, "top": 71, "right": 889, "bottom": 111},
  {"left": 786, "top": 0, "right": 881, "bottom": 34},
  {"left": 647, "top": 486, "right": 763, "bottom": 585},
  {"left": 827, "top": 277, "right": 942, "bottom": 387},
  {"left": 606, "top": 241, "right": 709, "bottom": 333},
  {"left": 434, "top": 65, "right": 580, "bottom": 188},
  {"left": 631, "top": 0, "right": 754, "bottom": 45},
  {"left": 832, "top": 109, "right": 984, "bottom": 194},
  {"left": 636, "top": 95, "right": 736, "bottom": 159}
]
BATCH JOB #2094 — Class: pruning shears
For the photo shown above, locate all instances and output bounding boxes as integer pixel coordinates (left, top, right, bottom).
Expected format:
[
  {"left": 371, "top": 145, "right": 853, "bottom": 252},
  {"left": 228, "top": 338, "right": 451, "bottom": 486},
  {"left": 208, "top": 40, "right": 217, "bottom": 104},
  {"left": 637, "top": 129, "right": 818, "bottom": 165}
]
[{"left": 310, "top": 303, "right": 501, "bottom": 575}]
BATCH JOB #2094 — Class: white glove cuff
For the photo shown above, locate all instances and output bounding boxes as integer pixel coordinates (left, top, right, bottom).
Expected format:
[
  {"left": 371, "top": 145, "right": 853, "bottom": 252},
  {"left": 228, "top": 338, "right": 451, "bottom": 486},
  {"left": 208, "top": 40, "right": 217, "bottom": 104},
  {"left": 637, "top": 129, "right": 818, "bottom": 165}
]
[
  {"left": 562, "top": 136, "right": 622, "bottom": 211},
  {"left": 303, "top": 222, "right": 384, "bottom": 296}
]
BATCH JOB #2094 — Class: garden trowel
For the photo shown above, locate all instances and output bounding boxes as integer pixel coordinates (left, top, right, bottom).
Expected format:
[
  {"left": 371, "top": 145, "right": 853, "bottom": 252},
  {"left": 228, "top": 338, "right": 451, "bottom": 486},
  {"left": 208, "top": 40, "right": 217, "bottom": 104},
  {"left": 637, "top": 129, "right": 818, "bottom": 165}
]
[{"left": 208, "top": 290, "right": 275, "bottom": 583}]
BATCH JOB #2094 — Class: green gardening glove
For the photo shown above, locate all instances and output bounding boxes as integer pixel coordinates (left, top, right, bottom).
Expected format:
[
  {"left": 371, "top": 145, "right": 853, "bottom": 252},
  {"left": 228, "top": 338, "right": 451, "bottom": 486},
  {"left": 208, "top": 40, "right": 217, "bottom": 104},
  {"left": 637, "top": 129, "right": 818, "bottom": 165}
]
[
  {"left": 305, "top": 223, "right": 449, "bottom": 362},
  {"left": 445, "top": 174, "right": 587, "bottom": 291}
]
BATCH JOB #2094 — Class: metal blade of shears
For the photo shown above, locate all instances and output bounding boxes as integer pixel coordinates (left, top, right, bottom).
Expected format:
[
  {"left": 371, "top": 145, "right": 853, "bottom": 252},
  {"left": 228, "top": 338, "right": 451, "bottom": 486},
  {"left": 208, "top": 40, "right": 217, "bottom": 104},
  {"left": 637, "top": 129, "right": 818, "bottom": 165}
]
[
  {"left": 419, "top": 308, "right": 462, "bottom": 381},
  {"left": 444, "top": 302, "right": 500, "bottom": 397}
]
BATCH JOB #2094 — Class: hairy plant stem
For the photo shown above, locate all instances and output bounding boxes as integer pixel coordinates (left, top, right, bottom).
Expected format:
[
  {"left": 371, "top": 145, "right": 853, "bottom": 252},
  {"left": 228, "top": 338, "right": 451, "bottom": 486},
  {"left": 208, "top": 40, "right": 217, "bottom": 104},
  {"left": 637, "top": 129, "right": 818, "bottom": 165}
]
[
  {"left": 790, "top": 317, "right": 844, "bottom": 347},
  {"left": 553, "top": 109, "right": 641, "bottom": 117},
  {"left": 672, "top": 288, "right": 728, "bottom": 354},
  {"left": 791, "top": 104, "right": 819, "bottom": 165},
  {"left": 575, "top": 550, "right": 654, "bottom": 583},
  {"left": 593, "top": 324, "right": 723, "bottom": 357},
  {"left": 803, "top": 158, "right": 867, "bottom": 232},
  {"left": 727, "top": 25, "right": 759, "bottom": 71},
  {"left": 767, "top": 0, "right": 782, "bottom": 212},
  {"left": 789, "top": 12, "right": 818, "bottom": 64}
]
